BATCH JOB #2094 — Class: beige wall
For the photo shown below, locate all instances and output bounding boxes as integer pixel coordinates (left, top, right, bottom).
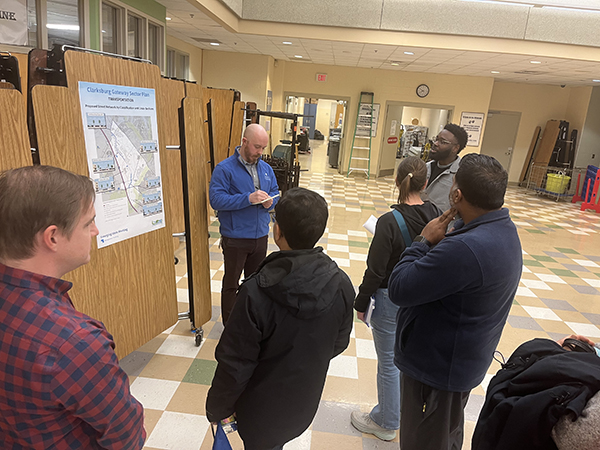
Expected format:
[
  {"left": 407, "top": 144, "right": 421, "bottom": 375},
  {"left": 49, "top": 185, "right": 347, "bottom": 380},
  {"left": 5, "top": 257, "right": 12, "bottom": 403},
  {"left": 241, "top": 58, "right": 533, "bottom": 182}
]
[
  {"left": 202, "top": 50, "right": 269, "bottom": 109},
  {"left": 488, "top": 82, "right": 590, "bottom": 183},
  {"left": 166, "top": 35, "right": 203, "bottom": 83},
  {"left": 281, "top": 61, "right": 494, "bottom": 177}
]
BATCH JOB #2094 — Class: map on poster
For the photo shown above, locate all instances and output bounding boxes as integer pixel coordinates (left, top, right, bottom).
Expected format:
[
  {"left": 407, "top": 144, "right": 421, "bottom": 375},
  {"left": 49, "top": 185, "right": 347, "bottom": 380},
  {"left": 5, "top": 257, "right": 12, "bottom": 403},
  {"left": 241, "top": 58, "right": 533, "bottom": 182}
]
[{"left": 78, "top": 81, "right": 165, "bottom": 249}]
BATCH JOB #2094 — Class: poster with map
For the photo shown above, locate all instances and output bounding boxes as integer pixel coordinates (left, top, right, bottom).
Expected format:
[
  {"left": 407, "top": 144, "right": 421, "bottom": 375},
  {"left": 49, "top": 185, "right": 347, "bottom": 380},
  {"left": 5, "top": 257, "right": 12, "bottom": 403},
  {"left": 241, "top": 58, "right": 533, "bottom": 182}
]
[{"left": 79, "top": 81, "right": 165, "bottom": 249}]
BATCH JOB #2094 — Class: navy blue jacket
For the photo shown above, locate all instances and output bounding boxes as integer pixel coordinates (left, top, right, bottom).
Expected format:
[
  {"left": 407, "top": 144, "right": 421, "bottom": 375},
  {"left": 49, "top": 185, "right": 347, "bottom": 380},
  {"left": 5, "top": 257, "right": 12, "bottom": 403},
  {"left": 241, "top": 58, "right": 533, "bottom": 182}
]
[
  {"left": 209, "top": 148, "right": 279, "bottom": 239},
  {"left": 389, "top": 208, "right": 522, "bottom": 392}
]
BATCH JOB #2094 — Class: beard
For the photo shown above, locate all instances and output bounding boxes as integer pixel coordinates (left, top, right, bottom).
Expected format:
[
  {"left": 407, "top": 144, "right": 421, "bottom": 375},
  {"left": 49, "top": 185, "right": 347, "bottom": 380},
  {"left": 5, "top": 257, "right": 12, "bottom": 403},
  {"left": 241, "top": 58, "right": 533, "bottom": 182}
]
[{"left": 430, "top": 147, "right": 452, "bottom": 162}]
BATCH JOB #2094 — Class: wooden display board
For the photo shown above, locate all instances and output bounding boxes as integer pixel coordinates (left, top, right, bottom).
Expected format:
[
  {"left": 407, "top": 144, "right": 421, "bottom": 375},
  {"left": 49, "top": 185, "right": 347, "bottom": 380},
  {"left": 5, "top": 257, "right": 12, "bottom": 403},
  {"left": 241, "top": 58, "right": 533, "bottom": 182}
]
[
  {"left": 159, "top": 78, "right": 186, "bottom": 251},
  {"left": 534, "top": 120, "right": 560, "bottom": 166},
  {"left": 0, "top": 88, "right": 31, "bottom": 170},
  {"left": 229, "top": 100, "right": 245, "bottom": 153},
  {"left": 31, "top": 51, "right": 178, "bottom": 358},
  {"left": 203, "top": 87, "right": 235, "bottom": 166},
  {"left": 181, "top": 97, "right": 213, "bottom": 328},
  {"left": 519, "top": 126, "right": 541, "bottom": 183}
]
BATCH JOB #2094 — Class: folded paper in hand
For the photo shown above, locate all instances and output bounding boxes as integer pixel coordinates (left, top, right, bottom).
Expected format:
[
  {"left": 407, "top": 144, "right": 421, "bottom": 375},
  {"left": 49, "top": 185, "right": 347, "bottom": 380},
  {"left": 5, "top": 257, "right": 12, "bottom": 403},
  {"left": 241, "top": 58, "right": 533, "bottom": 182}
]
[
  {"left": 363, "top": 215, "right": 378, "bottom": 235},
  {"left": 251, "top": 193, "right": 280, "bottom": 205}
]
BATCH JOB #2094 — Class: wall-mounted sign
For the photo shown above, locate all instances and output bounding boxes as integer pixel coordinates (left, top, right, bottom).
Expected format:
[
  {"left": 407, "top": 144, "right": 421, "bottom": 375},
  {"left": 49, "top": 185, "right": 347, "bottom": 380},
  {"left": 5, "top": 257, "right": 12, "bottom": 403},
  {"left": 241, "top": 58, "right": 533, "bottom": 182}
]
[
  {"left": 460, "top": 112, "right": 485, "bottom": 147},
  {"left": 387, "top": 136, "right": 398, "bottom": 144},
  {"left": 316, "top": 73, "right": 327, "bottom": 82},
  {"left": 0, "top": 0, "right": 27, "bottom": 46}
]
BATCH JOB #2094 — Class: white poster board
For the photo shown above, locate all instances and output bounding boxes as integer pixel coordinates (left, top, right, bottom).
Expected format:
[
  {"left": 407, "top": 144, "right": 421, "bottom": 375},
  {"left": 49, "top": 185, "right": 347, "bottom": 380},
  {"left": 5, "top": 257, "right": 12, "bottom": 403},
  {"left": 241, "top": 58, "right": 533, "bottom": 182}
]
[
  {"left": 460, "top": 112, "right": 485, "bottom": 147},
  {"left": 79, "top": 82, "right": 165, "bottom": 249},
  {"left": 356, "top": 103, "right": 380, "bottom": 138},
  {"left": 0, "top": 0, "right": 27, "bottom": 46}
]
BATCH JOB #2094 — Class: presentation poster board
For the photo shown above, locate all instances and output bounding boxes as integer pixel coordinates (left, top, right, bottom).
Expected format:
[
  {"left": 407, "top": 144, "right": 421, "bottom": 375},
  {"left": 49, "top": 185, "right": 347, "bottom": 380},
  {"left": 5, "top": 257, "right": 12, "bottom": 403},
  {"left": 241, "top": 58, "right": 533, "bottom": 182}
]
[
  {"left": 79, "top": 81, "right": 165, "bottom": 248},
  {"left": 0, "top": 0, "right": 27, "bottom": 46},
  {"left": 460, "top": 112, "right": 485, "bottom": 147}
]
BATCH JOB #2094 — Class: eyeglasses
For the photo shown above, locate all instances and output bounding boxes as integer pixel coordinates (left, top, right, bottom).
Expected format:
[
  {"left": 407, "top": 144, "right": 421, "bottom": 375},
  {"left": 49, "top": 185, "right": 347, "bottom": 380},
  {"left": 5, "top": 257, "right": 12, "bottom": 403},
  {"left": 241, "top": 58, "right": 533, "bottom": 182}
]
[{"left": 433, "top": 136, "right": 457, "bottom": 146}]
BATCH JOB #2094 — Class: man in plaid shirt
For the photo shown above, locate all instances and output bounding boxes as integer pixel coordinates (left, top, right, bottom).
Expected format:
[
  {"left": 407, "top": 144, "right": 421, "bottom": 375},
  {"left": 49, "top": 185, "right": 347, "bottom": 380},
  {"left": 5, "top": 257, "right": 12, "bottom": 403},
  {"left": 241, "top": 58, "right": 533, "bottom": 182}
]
[{"left": 0, "top": 165, "right": 145, "bottom": 449}]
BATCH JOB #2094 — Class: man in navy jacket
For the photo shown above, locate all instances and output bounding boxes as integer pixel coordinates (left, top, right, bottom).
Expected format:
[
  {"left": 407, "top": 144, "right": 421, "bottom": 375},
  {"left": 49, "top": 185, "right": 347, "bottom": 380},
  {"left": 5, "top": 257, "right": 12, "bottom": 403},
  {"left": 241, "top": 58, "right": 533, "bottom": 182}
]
[
  {"left": 209, "top": 124, "right": 279, "bottom": 324},
  {"left": 389, "top": 154, "right": 522, "bottom": 450}
]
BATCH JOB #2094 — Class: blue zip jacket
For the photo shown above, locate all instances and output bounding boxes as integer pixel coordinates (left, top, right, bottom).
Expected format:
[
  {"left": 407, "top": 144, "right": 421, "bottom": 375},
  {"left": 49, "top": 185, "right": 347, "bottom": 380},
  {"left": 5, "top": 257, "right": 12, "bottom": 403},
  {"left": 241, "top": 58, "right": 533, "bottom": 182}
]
[
  {"left": 389, "top": 208, "right": 522, "bottom": 392},
  {"left": 209, "top": 148, "right": 280, "bottom": 239}
]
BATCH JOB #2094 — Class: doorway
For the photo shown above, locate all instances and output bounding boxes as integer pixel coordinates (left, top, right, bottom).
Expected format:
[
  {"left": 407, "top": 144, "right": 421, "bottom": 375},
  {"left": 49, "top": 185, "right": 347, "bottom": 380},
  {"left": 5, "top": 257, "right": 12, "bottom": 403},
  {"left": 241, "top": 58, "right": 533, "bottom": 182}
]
[
  {"left": 480, "top": 111, "right": 521, "bottom": 173},
  {"left": 379, "top": 102, "right": 453, "bottom": 177}
]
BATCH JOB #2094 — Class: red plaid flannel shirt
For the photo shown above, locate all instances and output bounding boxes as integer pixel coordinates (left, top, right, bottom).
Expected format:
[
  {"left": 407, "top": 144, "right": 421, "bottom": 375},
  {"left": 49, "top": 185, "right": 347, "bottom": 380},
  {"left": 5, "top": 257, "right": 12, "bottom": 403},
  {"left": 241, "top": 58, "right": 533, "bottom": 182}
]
[{"left": 0, "top": 263, "right": 145, "bottom": 449}]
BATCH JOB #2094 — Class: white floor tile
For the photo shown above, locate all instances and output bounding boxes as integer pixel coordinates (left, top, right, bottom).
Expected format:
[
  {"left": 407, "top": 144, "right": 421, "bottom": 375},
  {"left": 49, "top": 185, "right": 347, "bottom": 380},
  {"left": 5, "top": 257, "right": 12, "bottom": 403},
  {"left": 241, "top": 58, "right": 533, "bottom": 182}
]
[
  {"left": 534, "top": 273, "right": 566, "bottom": 284},
  {"left": 522, "top": 305, "right": 562, "bottom": 321},
  {"left": 285, "top": 429, "right": 312, "bottom": 450},
  {"left": 522, "top": 266, "right": 532, "bottom": 273},
  {"left": 332, "top": 257, "right": 351, "bottom": 267},
  {"left": 515, "top": 286, "right": 537, "bottom": 298},
  {"left": 156, "top": 334, "right": 201, "bottom": 358},
  {"left": 565, "top": 322, "right": 600, "bottom": 338},
  {"left": 349, "top": 253, "right": 367, "bottom": 262},
  {"left": 521, "top": 279, "right": 552, "bottom": 291},
  {"left": 355, "top": 338, "right": 377, "bottom": 360},
  {"left": 583, "top": 278, "right": 600, "bottom": 288},
  {"left": 573, "top": 259, "right": 600, "bottom": 268},
  {"left": 177, "top": 288, "right": 189, "bottom": 302},
  {"left": 130, "top": 377, "right": 180, "bottom": 410},
  {"left": 211, "top": 280, "right": 221, "bottom": 293},
  {"left": 328, "top": 244, "right": 350, "bottom": 253},
  {"left": 162, "top": 323, "right": 177, "bottom": 334},
  {"left": 327, "top": 354, "right": 359, "bottom": 379},
  {"left": 348, "top": 230, "right": 368, "bottom": 237},
  {"left": 145, "top": 411, "right": 209, "bottom": 450},
  {"left": 328, "top": 233, "right": 349, "bottom": 241}
]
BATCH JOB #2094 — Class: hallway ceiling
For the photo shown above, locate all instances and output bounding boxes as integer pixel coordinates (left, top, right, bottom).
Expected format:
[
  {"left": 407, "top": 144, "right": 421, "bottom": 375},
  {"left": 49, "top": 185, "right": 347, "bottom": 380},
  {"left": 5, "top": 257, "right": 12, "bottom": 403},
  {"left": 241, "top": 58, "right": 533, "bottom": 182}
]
[{"left": 158, "top": 0, "right": 600, "bottom": 86}]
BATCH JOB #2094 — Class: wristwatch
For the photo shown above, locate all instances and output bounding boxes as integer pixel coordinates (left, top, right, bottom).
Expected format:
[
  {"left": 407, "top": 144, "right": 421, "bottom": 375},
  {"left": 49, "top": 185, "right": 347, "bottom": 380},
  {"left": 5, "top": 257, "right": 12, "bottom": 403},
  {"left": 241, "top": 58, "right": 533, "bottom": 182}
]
[{"left": 413, "top": 235, "right": 431, "bottom": 247}]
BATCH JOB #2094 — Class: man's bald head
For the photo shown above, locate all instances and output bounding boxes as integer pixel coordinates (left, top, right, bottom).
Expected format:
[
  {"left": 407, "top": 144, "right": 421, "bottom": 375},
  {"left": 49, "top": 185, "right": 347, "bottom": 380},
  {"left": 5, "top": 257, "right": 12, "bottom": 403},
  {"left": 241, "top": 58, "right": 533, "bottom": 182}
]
[{"left": 240, "top": 124, "right": 268, "bottom": 164}]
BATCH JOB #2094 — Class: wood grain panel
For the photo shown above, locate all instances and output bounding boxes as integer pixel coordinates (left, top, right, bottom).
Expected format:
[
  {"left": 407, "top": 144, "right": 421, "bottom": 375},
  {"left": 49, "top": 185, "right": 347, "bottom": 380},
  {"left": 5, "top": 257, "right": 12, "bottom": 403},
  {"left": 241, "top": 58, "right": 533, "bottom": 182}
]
[
  {"left": 182, "top": 97, "right": 212, "bottom": 328},
  {"left": 519, "top": 125, "right": 541, "bottom": 183},
  {"left": 534, "top": 120, "right": 560, "bottom": 166},
  {"left": 32, "top": 51, "right": 178, "bottom": 358},
  {"left": 229, "top": 100, "right": 245, "bottom": 156},
  {"left": 158, "top": 79, "right": 186, "bottom": 237},
  {"left": 203, "top": 88, "right": 235, "bottom": 166},
  {"left": 0, "top": 89, "right": 31, "bottom": 170}
]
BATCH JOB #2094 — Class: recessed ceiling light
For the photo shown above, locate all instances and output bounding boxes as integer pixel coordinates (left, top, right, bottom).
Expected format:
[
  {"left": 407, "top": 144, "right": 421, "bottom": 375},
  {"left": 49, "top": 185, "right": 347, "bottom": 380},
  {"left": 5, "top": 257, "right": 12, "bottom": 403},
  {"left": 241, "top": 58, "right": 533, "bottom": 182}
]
[
  {"left": 294, "top": 55, "right": 303, "bottom": 58},
  {"left": 404, "top": 51, "right": 414, "bottom": 55},
  {"left": 166, "top": 17, "right": 172, "bottom": 20},
  {"left": 391, "top": 62, "right": 399, "bottom": 66},
  {"left": 593, "top": 79, "right": 600, "bottom": 82},
  {"left": 210, "top": 42, "right": 220, "bottom": 46},
  {"left": 46, "top": 24, "right": 80, "bottom": 31},
  {"left": 530, "top": 60, "right": 542, "bottom": 64},
  {"left": 491, "top": 71, "right": 500, "bottom": 74},
  {"left": 283, "top": 41, "right": 293, "bottom": 45}
]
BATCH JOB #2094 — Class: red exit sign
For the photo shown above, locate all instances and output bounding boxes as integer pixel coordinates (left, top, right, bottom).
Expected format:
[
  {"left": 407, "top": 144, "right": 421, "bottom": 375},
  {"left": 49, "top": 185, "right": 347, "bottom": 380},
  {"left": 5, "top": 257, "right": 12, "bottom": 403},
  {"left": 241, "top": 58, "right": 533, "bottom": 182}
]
[{"left": 316, "top": 73, "right": 327, "bottom": 82}]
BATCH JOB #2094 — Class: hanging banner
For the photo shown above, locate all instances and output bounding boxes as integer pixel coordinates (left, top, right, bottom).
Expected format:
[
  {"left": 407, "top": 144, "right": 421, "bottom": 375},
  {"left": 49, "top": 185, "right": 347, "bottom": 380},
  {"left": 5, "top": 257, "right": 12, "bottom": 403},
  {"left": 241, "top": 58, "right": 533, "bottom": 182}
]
[
  {"left": 78, "top": 81, "right": 165, "bottom": 249},
  {"left": 460, "top": 112, "right": 485, "bottom": 147},
  {"left": 0, "top": 0, "right": 27, "bottom": 46}
]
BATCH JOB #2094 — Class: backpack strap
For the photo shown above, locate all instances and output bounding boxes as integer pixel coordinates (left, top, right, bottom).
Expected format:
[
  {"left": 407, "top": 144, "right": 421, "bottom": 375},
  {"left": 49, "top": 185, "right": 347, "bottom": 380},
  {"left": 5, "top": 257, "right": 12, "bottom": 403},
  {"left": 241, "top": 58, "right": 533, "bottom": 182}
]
[{"left": 392, "top": 209, "right": 412, "bottom": 247}]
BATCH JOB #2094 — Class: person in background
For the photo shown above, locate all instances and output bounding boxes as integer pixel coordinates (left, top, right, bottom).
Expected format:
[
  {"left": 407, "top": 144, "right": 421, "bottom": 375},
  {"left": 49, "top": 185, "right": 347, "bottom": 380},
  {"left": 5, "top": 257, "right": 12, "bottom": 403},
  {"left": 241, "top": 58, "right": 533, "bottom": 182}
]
[
  {"left": 206, "top": 187, "right": 354, "bottom": 450},
  {"left": 389, "top": 154, "right": 522, "bottom": 450},
  {"left": 209, "top": 123, "right": 280, "bottom": 324},
  {"left": 0, "top": 165, "right": 145, "bottom": 449},
  {"left": 350, "top": 156, "right": 442, "bottom": 441},
  {"left": 425, "top": 123, "right": 468, "bottom": 211}
]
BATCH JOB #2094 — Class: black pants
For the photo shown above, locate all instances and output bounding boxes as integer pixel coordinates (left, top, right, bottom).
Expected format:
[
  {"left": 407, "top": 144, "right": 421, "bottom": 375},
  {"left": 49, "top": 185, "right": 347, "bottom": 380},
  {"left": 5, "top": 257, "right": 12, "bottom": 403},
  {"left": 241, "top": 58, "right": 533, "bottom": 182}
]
[
  {"left": 400, "top": 373, "right": 470, "bottom": 450},
  {"left": 220, "top": 235, "right": 268, "bottom": 324}
]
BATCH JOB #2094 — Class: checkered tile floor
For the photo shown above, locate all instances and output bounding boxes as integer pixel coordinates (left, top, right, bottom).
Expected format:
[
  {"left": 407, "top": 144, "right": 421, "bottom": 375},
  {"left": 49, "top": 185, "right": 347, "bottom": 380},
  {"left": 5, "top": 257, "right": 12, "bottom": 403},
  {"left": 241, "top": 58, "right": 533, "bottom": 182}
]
[{"left": 119, "top": 141, "right": 600, "bottom": 450}]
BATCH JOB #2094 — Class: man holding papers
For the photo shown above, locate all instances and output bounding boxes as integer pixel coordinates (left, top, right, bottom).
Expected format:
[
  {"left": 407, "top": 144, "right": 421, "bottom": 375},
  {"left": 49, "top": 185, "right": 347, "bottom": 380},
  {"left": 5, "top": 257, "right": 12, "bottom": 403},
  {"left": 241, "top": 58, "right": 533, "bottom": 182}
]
[{"left": 209, "top": 124, "right": 280, "bottom": 324}]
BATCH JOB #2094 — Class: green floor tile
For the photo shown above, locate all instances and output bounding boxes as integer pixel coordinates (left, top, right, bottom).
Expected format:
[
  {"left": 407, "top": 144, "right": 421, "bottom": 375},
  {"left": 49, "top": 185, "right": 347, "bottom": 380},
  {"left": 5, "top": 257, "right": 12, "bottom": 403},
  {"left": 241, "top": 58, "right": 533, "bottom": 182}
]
[
  {"left": 182, "top": 359, "right": 218, "bottom": 385},
  {"left": 527, "top": 229, "right": 545, "bottom": 234},
  {"left": 524, "top": 259, "right": 545, "bottom": 267},
  {"left": 349, "top": 240, "right": 370, "bottom": 248},
  {"left": 209, "top": 231, "right": 220, "bottom": 239},
  {"left": 550, "top": 268, "right": 578, "bottom": 278},
  {"left": 555, "top": 247, "right": 579, "bottom": 254},
  {"left": 533, "top": 255, "right": 555, "bottom": 262},
  {"left": 547, "top": 225, "right": 563, "bottom": 229},
  {"left": 361, "top": 206, "right": 376, "bottom": 211}
]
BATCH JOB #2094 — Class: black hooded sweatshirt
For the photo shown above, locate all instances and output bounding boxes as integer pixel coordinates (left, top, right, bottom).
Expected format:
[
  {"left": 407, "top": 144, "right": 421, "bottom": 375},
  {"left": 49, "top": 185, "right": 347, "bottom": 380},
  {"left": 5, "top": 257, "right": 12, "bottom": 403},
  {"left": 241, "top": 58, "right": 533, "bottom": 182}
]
[
  {"left": 206, "top": 247, "right": 354, "bottom": 450},
  {"left": 354, "top": 202, "right": 442, "bottom": 312}
]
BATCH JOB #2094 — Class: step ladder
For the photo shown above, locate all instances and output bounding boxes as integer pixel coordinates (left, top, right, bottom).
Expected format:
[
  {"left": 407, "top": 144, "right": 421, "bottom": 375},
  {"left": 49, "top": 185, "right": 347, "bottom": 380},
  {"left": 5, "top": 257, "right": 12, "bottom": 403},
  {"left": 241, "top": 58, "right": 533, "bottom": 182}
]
[{"left": 347, "top": 92, "right": 374, "bottom": 178}]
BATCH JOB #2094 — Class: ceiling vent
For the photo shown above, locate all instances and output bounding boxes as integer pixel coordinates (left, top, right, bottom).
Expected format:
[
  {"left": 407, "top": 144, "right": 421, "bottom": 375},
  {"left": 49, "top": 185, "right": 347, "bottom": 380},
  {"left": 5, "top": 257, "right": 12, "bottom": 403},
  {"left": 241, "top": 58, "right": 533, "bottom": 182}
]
[
  {"left": 192, "top": 37, "right": 222, "bottom": 44},
  {"left": 514, "top": 70, "right": 547, "bottom": 75}
]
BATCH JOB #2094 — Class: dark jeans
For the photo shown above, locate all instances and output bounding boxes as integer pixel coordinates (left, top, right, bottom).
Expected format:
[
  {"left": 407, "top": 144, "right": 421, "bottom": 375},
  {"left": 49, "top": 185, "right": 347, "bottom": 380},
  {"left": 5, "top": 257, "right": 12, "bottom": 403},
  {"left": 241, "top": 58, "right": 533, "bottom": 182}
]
[
  {"left": 220, "top": 235, "right": 268, "bottom": 324},
  {"left": 400, "top": 373, "right": 470, "bottom": 450}
]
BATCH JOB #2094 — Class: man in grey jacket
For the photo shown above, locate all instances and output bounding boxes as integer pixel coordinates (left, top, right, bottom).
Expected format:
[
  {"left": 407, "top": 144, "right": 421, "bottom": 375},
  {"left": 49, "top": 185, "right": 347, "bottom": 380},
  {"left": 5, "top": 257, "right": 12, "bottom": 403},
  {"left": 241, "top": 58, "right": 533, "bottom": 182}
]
[{"left": 424, "top": 123, "right": 468, "bottom": 211}]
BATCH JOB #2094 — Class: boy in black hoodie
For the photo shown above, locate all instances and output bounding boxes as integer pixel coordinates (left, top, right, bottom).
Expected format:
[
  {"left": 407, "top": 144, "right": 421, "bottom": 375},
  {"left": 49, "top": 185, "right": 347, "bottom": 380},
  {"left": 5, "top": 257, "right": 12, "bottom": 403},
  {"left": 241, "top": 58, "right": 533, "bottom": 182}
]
[{"left": 206, "top": 187, "right": 355, "bottom": 450}]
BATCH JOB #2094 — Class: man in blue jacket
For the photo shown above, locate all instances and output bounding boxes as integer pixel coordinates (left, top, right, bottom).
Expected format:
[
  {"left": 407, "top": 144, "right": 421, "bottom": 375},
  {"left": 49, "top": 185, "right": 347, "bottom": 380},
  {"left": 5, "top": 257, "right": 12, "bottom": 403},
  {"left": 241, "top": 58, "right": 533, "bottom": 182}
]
[
  {"left": 389, "top": 154, "right": 522, "bottom": 450},
  {"left": 209, "top": 124, "right": 279, "bottom": 324}
]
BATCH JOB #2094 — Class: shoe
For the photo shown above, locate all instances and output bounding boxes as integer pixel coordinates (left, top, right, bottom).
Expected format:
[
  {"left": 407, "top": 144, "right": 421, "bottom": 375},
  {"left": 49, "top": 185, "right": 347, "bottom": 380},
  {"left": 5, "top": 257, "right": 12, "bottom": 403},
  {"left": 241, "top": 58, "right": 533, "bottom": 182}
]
[{"left": 350, "top": 411, "right": 396, "bottom": 441}]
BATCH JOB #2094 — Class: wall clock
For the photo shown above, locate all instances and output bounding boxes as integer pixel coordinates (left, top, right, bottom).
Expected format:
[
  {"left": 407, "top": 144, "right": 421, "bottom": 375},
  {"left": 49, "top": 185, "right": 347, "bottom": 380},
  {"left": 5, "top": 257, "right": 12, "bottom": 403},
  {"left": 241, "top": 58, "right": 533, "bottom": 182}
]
[{"left": 416, "top": 84, "right": 430, "bottom": 98}]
